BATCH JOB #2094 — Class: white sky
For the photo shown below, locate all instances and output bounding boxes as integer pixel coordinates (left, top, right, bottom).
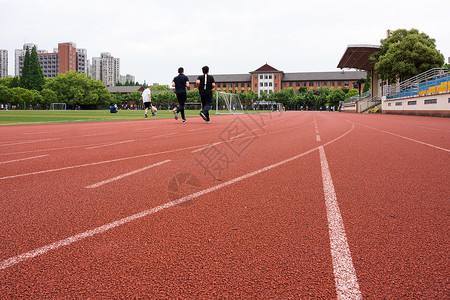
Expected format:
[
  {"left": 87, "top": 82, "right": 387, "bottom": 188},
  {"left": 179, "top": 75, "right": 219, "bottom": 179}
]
[{"left": 1, "top": 0, "right": 449, "bottom": 85}]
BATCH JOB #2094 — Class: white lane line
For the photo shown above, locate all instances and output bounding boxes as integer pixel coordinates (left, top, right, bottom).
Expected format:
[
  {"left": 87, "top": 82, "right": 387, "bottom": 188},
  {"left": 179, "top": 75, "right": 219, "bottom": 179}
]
[
  {"left": 319, "top": 146, "right": 361, "bottom": 300},
  {"left": 85, "top": 140, "right": 136, "bottom": 150},
  {"left": 314, "top": 114, "right": 321, "bottom": 142},
  {"left": 86, "top": 160, "right": 171, "bottom": 188},
  {"left": 152, "top": 133, "right": 176, "bottom": 139},
  {"left": 363, "top": 125, "right": 449, "bottom": 153},
  {"left": 0, "top": 120, "right": 355, "bottom": 270},
  {"left": 191, "top": 142, "right": 222, "bottom": 153},
  {"left": 0, "top": 144, "right": 204, "bottom": 181},
  {"left": 0, "top": 142, "right": 117, "bottom": 156},
  {"left": 0, "top": 138, "right": 61, "bottom": 147},
  {"left": 316, "top": 135, "right": 321, "bottom": 142},
  {"left": 0, "top": 154, "right": 49, "bottom": 165}
]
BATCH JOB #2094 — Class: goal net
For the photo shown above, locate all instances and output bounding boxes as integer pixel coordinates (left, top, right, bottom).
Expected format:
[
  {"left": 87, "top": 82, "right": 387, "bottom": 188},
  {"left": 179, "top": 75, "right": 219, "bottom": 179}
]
[
  {"left": 215, "top": 91, "right": 244, "bottom": 114},
  {"left": 49, "top": 103, "right": 66, "bottom": 110}
]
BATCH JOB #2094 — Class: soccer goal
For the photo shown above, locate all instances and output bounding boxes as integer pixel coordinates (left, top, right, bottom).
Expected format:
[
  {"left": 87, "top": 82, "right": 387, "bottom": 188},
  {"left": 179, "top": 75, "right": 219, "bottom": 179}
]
[
  {"left": 49, "top": 103, "right": 66, "bottom": 110},
  {"left": 215, "top": 91, "right": 244, "bottom": 114}
]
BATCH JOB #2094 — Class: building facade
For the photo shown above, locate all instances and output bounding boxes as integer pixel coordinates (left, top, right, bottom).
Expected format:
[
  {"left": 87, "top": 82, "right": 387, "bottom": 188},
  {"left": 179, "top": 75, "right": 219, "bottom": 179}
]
[
  {"left": 119, "top": 74, "right": 136, "bottom": 85},
  {"left": 187, "top": 64, "right": 366, "bottom": 95},
  {"left": 91, "top": 52, "right": 120, "bottom": 87},
  {"left": 0, "top": 49, "right": 7, "bottom": 78},
  {"left": 15, "top": 42, "right": 87, "bottom": 78}
]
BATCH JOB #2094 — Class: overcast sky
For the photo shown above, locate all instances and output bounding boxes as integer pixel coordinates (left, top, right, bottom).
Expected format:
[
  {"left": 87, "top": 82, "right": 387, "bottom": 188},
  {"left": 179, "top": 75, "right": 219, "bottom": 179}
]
[{"left": 1, "top": 0, "right": 449, "bottom": 85}]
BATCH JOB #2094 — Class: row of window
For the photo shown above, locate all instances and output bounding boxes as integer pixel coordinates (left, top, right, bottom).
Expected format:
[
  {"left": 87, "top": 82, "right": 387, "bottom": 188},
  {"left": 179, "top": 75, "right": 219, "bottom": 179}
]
[
  {"left": 389, "top": 99, "right": 438, "bottom": 106},
  {"left": 283, "top": 81, "right": 350, "bottom": 87}
]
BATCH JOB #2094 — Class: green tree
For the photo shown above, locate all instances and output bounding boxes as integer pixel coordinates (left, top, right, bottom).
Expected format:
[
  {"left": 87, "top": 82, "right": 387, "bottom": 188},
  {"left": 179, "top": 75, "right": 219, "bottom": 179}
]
[
  {"left": 372, "top": 28, "right": 445, "bottom": 83},
  {"left": 19, "top": 46, "right": 45, "bottom": 91},
  {"left": 40, "top": 88, "right": 57, "bottom": 106},
  {"left": 0, "top": 86, "right": 13, "bottom": 103},
  {"left": 363, "top": 72, "right": 371, "bottom": 93},
  {"left": 345, "top": 89, "right": 359, "bottom": 99},
  {"left": 11, "top": 87, "right": 34, "bottom": 106},
  {"left": 44, "top": 71, "right": 111, "bottom": 108},
  {"left": 19, "top": 47, "right": 31, "bottom": 89},
  {"left": 326, "top": 89, "right": 345, "bottom": 107}
]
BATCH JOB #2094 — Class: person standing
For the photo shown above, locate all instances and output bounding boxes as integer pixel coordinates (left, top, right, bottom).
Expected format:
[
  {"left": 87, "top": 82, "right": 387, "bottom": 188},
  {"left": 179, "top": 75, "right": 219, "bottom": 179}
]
[
  {"left": 142, "top": 86, "right": 156, "bottom": 118},
  {"left": 196, "top": 66, "right": 215, "bottom": 123},
  {"left": 172, "top": 67, "right": 190, "bottom": 123}
]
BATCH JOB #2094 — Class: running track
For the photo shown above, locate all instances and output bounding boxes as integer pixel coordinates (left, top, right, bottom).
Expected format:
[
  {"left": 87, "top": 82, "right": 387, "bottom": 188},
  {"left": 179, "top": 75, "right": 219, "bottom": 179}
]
[{"left": 0, "top": 112, "right": 448, "bottom": 298}]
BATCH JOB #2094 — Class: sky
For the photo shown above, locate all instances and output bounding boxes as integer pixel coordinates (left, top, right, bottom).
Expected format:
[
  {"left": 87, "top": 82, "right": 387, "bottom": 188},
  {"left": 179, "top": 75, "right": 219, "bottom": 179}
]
[{"left": 1, "top": 0, "right": 449, "bottom": 85}]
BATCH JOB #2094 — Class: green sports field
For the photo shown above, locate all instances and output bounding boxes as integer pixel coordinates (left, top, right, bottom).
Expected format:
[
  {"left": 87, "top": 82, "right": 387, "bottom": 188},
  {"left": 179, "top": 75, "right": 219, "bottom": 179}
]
[{"left": 0, "top": 109, "right": 269, "bottom": 126}]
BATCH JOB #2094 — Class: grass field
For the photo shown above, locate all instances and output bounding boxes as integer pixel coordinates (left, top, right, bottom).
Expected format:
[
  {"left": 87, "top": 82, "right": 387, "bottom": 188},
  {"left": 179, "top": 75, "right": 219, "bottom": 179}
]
[{"left": 0, "top": 109, "right": 268, "bottom": 126}]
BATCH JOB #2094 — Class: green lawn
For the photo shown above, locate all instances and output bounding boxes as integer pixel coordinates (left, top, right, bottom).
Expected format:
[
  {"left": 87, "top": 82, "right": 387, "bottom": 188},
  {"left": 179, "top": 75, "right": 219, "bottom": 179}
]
[{"left": 0, "top": 109, "right": 269, "bottom": 126}]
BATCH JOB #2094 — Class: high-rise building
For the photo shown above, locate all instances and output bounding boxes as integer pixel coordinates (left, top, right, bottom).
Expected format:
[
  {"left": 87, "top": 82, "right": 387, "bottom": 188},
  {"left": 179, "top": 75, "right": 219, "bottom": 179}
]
[
  {"left": 0, "top": 49, "right": 7, "bottom": 78},
  {"left": 91, "top": 52, "right": 120, "bottom": 87},
  {"left": 119, "top": 74, "right": 135, "bottom": 85},
  {"left": 15, "top": 42, "right": 87, "bottom": 78}
]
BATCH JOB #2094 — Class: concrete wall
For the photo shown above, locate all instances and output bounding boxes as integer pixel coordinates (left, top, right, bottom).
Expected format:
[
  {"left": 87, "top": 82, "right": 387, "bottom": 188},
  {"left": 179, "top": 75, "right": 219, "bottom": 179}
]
[{"left": 382, "top": 92, "right": 450, "bottom": 117}]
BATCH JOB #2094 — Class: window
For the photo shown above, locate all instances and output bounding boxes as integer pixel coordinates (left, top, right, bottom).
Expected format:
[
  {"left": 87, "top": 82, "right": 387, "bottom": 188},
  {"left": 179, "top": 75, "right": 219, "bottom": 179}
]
[
  {"left": 275, "top": 75, "right": 277, "bottom": 79},
  {"left": 323, "top": 81, "right": 327, "bottom": 86},
  {"left": 283, "top": 83, "right": 287, "bottom": 87},
  {"left": 424, "top": 99, "right": 437, "bottom": 104},
  {"left": 309, "top": 81, "right": 313, "bottom": 87},
  {"left": 344, "top": 81, "right": 349, "bottom": 86},
  {"left": 407, "top": 101, "right": 417, "bottom": 105},
  {"left": 264, "top": 82, "right": 268, "bottom": 87},
  {"left": 255, "top": 84, "right": 257, "bottom": 87},
  {"left": 269, "top": 75, "right": 272, "bottom": 79},
  {"left": 264, "top": 75, "right": 268, "bottom": 79},
  {"left": 260, "top": 75, "right": 263, "bottom": 79},
  {"left": 303, "top": 82, "right": 307, "bottom": 87},
  {"left": 275, "top": 83, "right": 277, "bottom": 87},
  {"left": 388, "top": 103, "right": 391, "bottom": 106},
  {"left": 330, "top": 81, "right": 334, "bottom": 86},
  {"left": 296, "top": 82, "right": 300, "bottom": 87},
  {"left": 395, "top": 102, "right": 402, "bottom": 106},
  {"left": 269, "top": 82, "right": 272, "bottom": 87},
  {"left": 260, "top": 83, "right": 263, "bottom": 87},
  {"left": 289, "top": 82, "right": 293, "bottom": 87}
]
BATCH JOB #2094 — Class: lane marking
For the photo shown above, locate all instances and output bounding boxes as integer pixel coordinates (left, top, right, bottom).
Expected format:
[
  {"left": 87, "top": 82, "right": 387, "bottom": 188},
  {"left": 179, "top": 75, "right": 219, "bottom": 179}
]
[
  {"left": 0, "top": 138, "right": 61, "bottom": 147},
  {"left": 0, "top": 144, "right": 203, "bottom": 181},
  {"left": 319, "top": 146, "right": 361, "bottom": 299},
  {"left": 0, "top": 143, "right": 117, "bottom": 156},
  {"left": 316, "top": 135, "right": 321, "bottom": 142},
  {"left": 85, "top": 140, "right": 136, "bottom": 150},
  {"left": 0, "top": 120, "right": 355, "bottom": 270},
  {"left": 362, "top": 125, "right": 449, "bottom": 153},
  {"left": 0, "top": 154, "right": 49, "bottom": 165},
  {"left": 191, "top": 142, "right": 222, "bottom": 153},
  {"left": 152, "top": 133, "right": 176, "bottom": 139},
  {"left": 85, "top": 160, "right": 171, "bottom": 188}
]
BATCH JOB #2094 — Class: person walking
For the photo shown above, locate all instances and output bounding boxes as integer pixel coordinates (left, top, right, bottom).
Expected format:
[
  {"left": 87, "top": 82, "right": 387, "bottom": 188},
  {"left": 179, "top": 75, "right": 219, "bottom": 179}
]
[
  {"left": 142, "top": 86, "right": 156, "bottom": 118},
  {"left": 172, "top": 67, "right": 189, "bottom": 123},
  {"left": 196, "top": 66, "right": 215, "bottom": 123}
]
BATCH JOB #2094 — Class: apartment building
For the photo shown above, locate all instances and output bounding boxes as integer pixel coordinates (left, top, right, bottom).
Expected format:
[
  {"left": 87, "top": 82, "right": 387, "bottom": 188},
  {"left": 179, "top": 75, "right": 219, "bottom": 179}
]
[
  {"left": 91, "top": 52, "right": 120, "bottom": 87},
  {"left": 0, "top": 49, "right": 7, "bottom": 78},
  {"left": 15, "top": 42, "right": 87, "bottom": 78},
  {"left": 187, "top": 64, "right": 366, "bottom": 95},
  {"left": 119, "top": 74, "right": 136, "bottom": 85}
]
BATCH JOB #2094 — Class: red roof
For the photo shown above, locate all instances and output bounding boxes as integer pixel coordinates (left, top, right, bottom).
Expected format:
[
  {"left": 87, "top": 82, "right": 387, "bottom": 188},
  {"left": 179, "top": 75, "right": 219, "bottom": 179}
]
[{"left": 251, "top": 63, "right": 282, "bottom": 73}]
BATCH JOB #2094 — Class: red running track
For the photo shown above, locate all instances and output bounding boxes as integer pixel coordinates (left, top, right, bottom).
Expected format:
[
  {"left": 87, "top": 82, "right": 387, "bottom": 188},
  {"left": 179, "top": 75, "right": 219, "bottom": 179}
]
[{"left": 0, "top": 112, "right": 448, "bottom": 298}]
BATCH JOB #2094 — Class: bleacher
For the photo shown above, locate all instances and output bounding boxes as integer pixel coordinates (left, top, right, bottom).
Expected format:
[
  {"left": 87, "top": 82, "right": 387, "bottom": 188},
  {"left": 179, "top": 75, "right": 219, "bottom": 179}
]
[{"left": 387, "top": 68, "right": 449, "bottom": 99}]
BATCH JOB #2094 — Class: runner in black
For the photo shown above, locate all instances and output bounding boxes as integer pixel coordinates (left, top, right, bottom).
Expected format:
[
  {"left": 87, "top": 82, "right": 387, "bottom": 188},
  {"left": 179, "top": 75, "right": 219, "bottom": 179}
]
[
  {"left": 172, "top": 67, "right": 189, "bottom": 122},
  {"left": 196, "top": 66, "right": 215, "bottom": 123}
]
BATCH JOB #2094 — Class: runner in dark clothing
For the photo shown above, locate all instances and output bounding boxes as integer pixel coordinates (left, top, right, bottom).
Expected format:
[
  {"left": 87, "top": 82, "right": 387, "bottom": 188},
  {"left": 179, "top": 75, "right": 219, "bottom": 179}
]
[
  {"left": 196, "top": 66, "right": 215, "bottom": 123},
  {"left": 172, "top": 67, "right": 189, "bottom": 122}
]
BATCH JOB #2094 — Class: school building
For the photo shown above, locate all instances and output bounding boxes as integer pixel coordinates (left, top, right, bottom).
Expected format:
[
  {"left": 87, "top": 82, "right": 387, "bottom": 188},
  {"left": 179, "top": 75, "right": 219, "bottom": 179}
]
[{"left": 187, "top": 64, "right": 366, "bottom": 96}]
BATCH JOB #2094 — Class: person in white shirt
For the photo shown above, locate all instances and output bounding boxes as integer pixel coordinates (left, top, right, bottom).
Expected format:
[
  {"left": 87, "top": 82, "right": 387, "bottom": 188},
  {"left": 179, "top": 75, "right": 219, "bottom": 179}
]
[{"left": 142, "top": 86, "right": 156, "bottom": 118}]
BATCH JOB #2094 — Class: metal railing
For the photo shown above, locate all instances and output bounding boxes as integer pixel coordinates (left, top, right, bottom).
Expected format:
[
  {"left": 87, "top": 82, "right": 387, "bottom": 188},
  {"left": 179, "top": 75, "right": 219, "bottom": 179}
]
[
  {"left": 387, "top": 68, "right": 449, "bottom": 99},
  {"left": 343, "top": 91, "right": 371, "bottom": 104},
  {"left": 357, "top": 95, "right": 382, "bottom": 113}
]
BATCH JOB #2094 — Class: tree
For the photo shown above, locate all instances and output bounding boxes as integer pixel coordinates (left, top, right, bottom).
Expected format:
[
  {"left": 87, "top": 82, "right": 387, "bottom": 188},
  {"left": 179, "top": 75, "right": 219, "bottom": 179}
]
[
  {"left": 19, "top": 46, "right": 45, "bottom": 91},
  {"left": 372, "top": 28, "right": 445, "bottom": 83},
  {"left": 355, "top": 78, "right": 365, "bottom": 96},
  {"left": 363, "top": 72, "right": 371, "bottom": 93},
  {"left": 19, "top": 47, "right": 31, "bottom": 89},
  {"left": 44, "top": 71, "right": 111, "bottom": 109},
  {"left": 326, "top": 89, "right": 345, "bottom": 107},
  {"left": 345, "top": 89, "right": 359, "bottom": 99}
]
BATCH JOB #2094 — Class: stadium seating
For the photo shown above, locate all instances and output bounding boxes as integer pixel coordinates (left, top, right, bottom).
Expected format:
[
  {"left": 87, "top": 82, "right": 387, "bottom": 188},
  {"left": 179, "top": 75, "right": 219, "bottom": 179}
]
[{"left": 387, "top": 71, "right": 449, "bottom": 99}]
